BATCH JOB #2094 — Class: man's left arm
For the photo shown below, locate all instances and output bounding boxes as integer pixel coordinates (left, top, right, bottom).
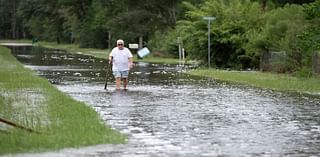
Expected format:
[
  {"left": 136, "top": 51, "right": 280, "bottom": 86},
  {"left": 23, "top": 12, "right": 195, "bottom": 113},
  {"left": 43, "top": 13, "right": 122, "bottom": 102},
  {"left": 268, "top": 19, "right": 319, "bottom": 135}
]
[
  {"left": 128, "top": 57, "right": 133, "bottom": 69},
  {"left": 127, "top": 49, "right": 133, "bottom": 69}
]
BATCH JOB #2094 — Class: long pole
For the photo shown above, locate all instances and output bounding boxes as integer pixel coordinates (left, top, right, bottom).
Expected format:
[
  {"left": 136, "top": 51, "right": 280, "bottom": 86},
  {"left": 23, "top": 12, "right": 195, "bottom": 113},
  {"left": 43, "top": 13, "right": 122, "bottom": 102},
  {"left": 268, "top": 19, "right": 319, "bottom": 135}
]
[
  {"left": 104, "top": 63, "right": 109, "bottom": 90},
  {"left": 0, "top": 117, "right": 37, "bottom": 133},
  {"left": 104, "top": 57, "right": 112, "bottom": 90},
  {"left": 208, "top": 20, "right": 211, "bottom": 68}
]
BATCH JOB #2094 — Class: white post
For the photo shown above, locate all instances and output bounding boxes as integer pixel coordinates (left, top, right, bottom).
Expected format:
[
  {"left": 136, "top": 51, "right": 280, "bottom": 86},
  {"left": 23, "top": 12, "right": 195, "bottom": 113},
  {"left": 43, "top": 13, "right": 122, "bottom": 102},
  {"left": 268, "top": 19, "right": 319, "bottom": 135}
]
[
  {"left": 178, "top": 37, "right": 182, "bottom": 61},
  {"left": 182, "top": 48, "right": 185, "bottom": 61}
]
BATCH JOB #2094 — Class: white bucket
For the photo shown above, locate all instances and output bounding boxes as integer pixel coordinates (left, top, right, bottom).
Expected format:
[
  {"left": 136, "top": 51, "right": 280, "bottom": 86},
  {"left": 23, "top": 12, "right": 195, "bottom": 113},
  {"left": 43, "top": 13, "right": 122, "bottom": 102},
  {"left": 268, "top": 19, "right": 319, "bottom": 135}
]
[{"left": 137, "top": 47, "right": 151, "bottom": 58}]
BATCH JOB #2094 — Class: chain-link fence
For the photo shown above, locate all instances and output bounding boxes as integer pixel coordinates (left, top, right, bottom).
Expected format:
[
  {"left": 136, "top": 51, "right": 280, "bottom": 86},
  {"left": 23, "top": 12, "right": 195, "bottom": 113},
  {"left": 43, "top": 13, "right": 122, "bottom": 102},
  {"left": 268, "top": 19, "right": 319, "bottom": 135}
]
[
  {"left": 260, "top": 51, "right": 287, "bottom": 73},
  {"left": 261, "top": 51, "right": 320, "bottom": 74}
]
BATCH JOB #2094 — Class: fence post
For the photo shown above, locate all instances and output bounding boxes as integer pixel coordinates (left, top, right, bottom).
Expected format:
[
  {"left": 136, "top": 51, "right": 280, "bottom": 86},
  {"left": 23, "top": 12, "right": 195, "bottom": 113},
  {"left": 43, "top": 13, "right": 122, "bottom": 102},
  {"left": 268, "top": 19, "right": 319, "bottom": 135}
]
[{"left": 312, "top": 51, "right": 320, "bottom": 74}]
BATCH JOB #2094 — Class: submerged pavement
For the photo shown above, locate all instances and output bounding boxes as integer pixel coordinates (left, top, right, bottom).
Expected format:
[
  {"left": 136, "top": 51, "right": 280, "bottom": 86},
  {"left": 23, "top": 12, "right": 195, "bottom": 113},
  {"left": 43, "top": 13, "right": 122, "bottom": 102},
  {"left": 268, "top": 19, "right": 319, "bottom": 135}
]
[{"left": 4, "top": 46, "right": 320, "bottom": 157}]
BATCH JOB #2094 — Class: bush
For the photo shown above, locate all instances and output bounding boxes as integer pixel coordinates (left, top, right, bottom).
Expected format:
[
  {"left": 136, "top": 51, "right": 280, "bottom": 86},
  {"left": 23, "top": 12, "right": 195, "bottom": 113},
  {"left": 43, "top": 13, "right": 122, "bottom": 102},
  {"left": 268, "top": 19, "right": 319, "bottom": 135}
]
[
  {"left": 148, "top": 29, "right": 179, "bottom": 58},
  {"left": 294, "top": 67, "right": 313, "bottom": 77}
]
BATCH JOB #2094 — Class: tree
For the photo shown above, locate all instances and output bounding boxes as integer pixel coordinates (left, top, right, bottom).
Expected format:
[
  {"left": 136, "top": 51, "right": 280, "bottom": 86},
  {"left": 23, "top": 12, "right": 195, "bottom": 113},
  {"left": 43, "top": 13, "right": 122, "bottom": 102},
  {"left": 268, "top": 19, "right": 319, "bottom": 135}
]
[
  {"left": 0, "top": 0, "right": 24, "bottom": 39},
  {"left": 251, "top": 0, "right": 315, "bottom": 11},
  {"left": 18, "top": 0, "right": 68, "bottom": 43},
  {"left": 173, "top": 0, "right": 263, "bottom": 68},
  {"left": 297, "top": 0, "right": 320, "bottom": 72},
  {"left": 246, "top": 4, "right": 309, "bottom": 72},
  {"left": 104, "top": 0, "right": 185, "bottom": 45}
]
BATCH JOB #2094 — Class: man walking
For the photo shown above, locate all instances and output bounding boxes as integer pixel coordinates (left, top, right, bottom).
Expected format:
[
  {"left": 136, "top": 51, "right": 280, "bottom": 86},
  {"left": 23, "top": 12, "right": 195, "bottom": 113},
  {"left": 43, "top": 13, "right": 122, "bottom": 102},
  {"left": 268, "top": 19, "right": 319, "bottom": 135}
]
[{"left": 109, "top": 39, "right": 133, "bottom": 90}]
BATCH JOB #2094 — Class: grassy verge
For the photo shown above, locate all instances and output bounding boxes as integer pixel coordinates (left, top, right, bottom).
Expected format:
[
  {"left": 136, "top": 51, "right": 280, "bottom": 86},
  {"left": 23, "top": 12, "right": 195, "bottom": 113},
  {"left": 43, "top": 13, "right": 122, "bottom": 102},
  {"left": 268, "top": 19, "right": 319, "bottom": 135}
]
[
  {"left": 0, "top": 46, "right": 126, "bottom": 154},
  {"left": 188, "top": 68, "right": 320, "bottom": 95}
]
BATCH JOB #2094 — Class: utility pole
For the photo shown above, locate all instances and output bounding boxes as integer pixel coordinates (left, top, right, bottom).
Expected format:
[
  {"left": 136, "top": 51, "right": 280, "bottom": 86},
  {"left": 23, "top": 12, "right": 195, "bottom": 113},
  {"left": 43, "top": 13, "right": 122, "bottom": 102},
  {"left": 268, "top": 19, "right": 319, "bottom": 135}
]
[
  {"left": 108, "top": 31, "right": 111, "bottom": 48},
  {"left": 203, "top": 16, "right": 216, "bottom": 68}
]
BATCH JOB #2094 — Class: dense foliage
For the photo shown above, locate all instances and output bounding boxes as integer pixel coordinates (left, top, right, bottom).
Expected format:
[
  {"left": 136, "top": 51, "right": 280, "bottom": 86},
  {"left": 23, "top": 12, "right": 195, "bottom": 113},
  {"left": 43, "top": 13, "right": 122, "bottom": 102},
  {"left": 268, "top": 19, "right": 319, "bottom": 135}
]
[
  {"left": 149, "top": 0, "right": 319, "bottom": 75},
  {"left": 0, "top": 0, "right": 319, "bottom": 74}
]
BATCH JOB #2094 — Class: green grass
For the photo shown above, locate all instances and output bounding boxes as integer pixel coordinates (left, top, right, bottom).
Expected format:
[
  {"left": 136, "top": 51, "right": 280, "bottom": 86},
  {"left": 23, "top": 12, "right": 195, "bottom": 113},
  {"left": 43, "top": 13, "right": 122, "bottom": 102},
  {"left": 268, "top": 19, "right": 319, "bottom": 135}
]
[
  {"left": 37, "top": 41, "right": 109, "bottom": 59},
  {"left": 188, "top": 68, "right": 320, "bottom": 95},
  {"left": 0, "top": 39, "right": 32, "bottom": 43},
  {"left": 133, "top": 55, "right": 184, "bottom": 64},
  {"left": 0, "top": 46, "right": 126, "bottom": 154}
]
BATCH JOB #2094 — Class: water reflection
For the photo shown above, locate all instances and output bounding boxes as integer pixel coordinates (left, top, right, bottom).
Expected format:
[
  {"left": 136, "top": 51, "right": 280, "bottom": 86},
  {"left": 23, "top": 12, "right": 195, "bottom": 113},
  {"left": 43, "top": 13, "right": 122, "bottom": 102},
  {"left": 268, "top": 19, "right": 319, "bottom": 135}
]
[{"left": 6, "top": 46, "right": 320, "bottom": 157}]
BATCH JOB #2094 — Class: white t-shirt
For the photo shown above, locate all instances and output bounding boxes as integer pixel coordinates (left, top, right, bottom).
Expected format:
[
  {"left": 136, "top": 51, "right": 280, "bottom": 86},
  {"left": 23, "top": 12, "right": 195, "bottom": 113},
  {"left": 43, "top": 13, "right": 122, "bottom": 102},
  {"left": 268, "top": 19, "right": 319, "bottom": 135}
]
[{"left": 110, "top": 47, "right": 133, "bottom": 71}]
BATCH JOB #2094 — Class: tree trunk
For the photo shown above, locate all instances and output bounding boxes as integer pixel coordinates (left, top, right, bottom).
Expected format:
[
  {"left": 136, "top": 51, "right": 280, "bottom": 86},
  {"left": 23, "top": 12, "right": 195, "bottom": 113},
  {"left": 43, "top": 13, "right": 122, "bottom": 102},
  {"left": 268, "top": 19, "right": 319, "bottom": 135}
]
[
  {"left": 261, "top": 0, "right": 267, "bottom": 11},
  {"left": 139, "top": 36, "right": 143, "bottom": 49},
  {"left": 11, "top": 0, "right": 17, "bottom": 39}
]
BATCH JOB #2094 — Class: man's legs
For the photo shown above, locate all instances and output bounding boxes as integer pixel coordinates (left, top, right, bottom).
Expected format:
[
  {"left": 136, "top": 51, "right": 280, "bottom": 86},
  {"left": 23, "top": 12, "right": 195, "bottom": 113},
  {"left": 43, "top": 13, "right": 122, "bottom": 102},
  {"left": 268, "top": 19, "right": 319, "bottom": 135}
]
[
  {"left": 115, "top": 77, "right": 121, "bottom": 90},
  {"left": 122, "top": 78, "right": 128, "bottom": 89},
  {"left": 114, "top": 70, "right": 129, "bottom": 90},
  {"left": 121, "top": 70, "right": 129, "bottom": 90},
  {"left": 113, "top": 71, "right": 122, "bottom": 90}
]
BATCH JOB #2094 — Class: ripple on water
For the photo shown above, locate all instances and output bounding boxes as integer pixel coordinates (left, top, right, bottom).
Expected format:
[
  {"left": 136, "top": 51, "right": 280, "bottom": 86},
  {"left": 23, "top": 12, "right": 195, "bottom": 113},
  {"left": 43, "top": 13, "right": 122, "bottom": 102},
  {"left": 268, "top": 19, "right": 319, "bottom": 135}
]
[{"left": 53, "top": 83, "right": 320, "bottom": 156}]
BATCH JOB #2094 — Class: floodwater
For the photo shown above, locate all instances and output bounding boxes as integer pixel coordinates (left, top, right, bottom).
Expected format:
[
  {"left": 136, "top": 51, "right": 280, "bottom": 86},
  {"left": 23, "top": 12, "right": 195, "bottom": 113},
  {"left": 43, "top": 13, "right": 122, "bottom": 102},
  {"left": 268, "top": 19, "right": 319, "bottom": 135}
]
[{"left": 5, "top": 46, "right": 320, "bottom": 157}]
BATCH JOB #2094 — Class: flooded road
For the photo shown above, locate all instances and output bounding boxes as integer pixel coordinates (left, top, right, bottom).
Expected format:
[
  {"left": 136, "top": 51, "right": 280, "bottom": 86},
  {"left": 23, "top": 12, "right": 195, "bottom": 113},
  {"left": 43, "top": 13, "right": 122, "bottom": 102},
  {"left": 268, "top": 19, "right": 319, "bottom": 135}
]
[{"left": 7, "top": 46, "right": 320, "bottom": 156}]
